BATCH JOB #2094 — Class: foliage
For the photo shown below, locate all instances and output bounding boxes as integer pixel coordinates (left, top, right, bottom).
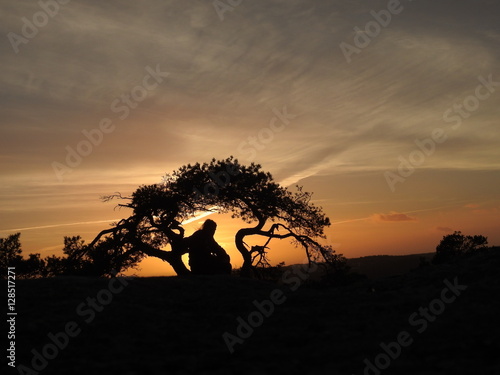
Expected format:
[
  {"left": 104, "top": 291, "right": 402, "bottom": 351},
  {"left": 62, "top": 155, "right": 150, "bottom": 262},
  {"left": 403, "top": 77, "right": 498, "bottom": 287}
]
[
  {"left": 0, "top": 233, "right": 137, "bottom": 278},
  {"left": 58, "top": 236, "right": 143, "bottom": 277},
  {"left": 433, "top": 231, "right": 488, "bottom": 264},
  {"left": 16, "top": 253, "right": 47, "bottom": 278},
  {"left": 1, "top": 233, "right": 49, "bottom": 278},
  {"left": 0, "top": 233, "right": 24, "bottom": 276},
  {"left": 2, "top": 157, "right": 341, "bottom": 278},
  {"left": 90, "top": 156, "right": 340, "bottom": 277}
]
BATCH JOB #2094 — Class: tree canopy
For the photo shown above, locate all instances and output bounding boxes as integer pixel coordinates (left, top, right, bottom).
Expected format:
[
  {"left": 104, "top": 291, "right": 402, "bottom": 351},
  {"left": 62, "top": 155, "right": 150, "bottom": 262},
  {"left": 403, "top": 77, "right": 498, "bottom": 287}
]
[
  {"left": 1, "top": 233, "right": 23, "bottom": 276},
  {"left": 88, "top": 156, "right": 342, "bottom": 276},
  {"left": 433, "top": 231, "right": 488, "bottom": 264},
  {"left": 0, "top": 233, "right": 141, "bottom": 278}
]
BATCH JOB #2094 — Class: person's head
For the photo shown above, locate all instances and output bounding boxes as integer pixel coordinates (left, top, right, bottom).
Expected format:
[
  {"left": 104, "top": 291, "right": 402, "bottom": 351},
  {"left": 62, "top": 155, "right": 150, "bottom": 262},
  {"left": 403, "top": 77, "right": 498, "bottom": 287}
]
[{"left": 201, "top": 219, "right": 217, "bottom": 236}]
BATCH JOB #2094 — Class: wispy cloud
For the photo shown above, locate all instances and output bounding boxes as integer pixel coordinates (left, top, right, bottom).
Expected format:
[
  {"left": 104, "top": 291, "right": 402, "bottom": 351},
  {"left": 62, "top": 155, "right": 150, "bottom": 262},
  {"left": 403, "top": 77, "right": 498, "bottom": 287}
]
[
  {"left": 0, "top": 219, "right": 121, "bottom": 234},
  {"left": 1, "top": 0, "right": 499, "bottom": 258},
  {"left": 373, "top": 212, "right": 417, "bottom": 222}
]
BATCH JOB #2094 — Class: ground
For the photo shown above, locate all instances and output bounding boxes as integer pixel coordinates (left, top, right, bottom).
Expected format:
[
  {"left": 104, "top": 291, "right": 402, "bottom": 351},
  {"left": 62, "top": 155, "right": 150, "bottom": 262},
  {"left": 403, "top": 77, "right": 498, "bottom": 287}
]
[{"left": 8, "top": 250, "right": 500, "bottom": 375}]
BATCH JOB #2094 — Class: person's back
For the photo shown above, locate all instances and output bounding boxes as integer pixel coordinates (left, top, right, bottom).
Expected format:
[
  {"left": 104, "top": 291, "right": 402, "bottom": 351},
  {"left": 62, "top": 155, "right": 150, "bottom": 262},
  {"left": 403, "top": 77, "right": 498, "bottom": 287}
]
[{"left": 185, "top": 219, "right": 231, "bottom": 275}]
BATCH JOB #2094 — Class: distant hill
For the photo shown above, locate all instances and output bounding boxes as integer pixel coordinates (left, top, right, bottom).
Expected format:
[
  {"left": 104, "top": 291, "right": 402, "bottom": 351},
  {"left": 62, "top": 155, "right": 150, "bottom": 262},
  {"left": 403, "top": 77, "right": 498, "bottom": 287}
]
[{"left": 347, "top": 252, "right": 434, "bottom": 279}]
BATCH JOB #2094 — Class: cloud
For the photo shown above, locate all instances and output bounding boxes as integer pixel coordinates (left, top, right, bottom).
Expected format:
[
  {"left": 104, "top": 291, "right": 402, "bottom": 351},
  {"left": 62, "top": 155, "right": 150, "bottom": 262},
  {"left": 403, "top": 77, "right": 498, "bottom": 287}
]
[
  {"left": 2, "top": 0, "right": 500, "bottom": 257},
  {"left": 373, "top": 212, "right": 417, "bottom": 222},
  {"left": 465, "top": 203, "right": 480, "bottom": 209},
  {"left": 463, "top": 203, "right": 500, "bottom": 215},
  {"left": 2, "top": 0, "right": 500, "bottom": 183}
]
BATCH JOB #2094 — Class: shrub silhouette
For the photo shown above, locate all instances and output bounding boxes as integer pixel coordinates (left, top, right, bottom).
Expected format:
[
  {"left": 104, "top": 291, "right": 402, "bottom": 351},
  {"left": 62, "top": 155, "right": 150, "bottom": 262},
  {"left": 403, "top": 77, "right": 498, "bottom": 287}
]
[
  {"left": 433, "top": 231, "right": 488, "bottom": 264},
  {"left": 0, "top": 233, "right": 140, "bottom": 278},
  {"left": 1, "top": 233, "right": 49, "bottom": 278},
  {"left": 0, "top": 233, "right": 24, "bottom": 276}
]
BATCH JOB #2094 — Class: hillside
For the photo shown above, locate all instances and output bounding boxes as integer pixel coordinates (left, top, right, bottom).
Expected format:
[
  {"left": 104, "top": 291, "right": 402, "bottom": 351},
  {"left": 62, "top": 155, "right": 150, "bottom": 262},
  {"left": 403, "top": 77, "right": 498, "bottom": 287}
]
[
  {"left": 347, "top": 252, "right": 434, "bottom": 279},
  {"left": 8, "top": 249, "right": 500, "bottom": 375}
]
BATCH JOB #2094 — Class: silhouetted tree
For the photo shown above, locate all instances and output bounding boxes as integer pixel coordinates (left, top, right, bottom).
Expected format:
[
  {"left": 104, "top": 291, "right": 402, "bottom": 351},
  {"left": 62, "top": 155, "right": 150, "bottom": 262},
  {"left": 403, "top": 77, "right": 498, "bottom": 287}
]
[
  {"left": 54, "top": 235, "right": 144, "bottom": 277},
  {"left": 0, "top": 232, "right": 140, "bottom": 278},
  {"left": 433, "top": 231, "right": 488, "bottom": 264},
  {"left": 44, "top": 255, "right": 67, "bottom": 277},
  {"left": 17, "top": 253, "right": 47, "bottom": 278},
  {"left": 89, "top": 157, "right": 343, "bottom": 277},
  {"left": 1, "top": 233, "right": 47, "bottom": 278},
  {"left": 0, "top": 233, "right": 23, "bottom": 277}
]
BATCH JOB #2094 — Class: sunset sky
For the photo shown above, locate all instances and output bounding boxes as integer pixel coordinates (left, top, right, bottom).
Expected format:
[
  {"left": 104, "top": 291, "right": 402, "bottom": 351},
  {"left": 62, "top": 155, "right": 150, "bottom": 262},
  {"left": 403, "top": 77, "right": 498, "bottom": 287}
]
[{"left": 1, "top": 0, "right": 499, "bottom": 276}]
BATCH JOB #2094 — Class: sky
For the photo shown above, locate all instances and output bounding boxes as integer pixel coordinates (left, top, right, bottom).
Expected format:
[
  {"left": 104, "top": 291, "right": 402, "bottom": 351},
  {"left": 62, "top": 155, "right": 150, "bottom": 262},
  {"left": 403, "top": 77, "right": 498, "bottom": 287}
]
[{"left": 1, "top": 0, "right": 499, "bottom": 276}]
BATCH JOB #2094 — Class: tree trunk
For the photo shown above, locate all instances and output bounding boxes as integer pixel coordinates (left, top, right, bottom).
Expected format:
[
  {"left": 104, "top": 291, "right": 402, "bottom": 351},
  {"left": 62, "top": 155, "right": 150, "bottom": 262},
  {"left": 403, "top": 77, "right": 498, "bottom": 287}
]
[
  {"left": 234, "top": 215, "right": 267, "bottom": 277},
  {"left": 140, "top": 245, "right": 191, "bottom": 276},
  {"left": 235, "top": 229, "right": 253, "bottom": 277},
  {"left": 166, "top": 252, "right": 191, "bottom": 276}
]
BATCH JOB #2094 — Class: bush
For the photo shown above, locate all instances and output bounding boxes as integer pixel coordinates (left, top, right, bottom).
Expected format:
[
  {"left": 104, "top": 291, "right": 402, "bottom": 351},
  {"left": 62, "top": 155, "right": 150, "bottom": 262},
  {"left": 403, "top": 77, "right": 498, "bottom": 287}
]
[{"left": 433, "top": 231, "right": 488, "bottom": 264}]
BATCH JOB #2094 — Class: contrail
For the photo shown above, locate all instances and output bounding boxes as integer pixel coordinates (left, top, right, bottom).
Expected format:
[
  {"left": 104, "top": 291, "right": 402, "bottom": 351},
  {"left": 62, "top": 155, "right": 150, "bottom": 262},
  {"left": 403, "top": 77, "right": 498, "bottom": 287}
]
[
  {"left": 1, "top": 202, "right": 468, "bottom": 232},
  {"left": 0, "top": 208, "right": 220, "bottom": 233},
  {"left": 330, "top": 216, "right": 373, "bottom": 225},
  {"left": 181, "top": 208, "right": 219, "bottom": 225},
  {"left": 0, "top": 219, "right": 121, "bottom": 233}
]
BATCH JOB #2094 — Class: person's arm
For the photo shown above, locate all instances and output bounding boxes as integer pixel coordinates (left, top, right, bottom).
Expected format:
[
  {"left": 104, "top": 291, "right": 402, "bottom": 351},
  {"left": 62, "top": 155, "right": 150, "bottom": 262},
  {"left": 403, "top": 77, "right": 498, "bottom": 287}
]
[
  {"left": 210, "top": 239, "right": 230, "bottom": 260},
  {"left": 181, "top": 232, "right": 200, "bottom": 254},
  {"left": 175, "top": 235, "right": 190, "bottom": 255}
]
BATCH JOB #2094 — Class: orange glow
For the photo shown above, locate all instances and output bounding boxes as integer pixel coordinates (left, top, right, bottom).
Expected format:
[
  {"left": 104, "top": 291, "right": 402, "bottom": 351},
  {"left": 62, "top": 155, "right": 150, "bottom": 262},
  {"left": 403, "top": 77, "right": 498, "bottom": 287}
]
[
  {"left": 1, "top": 1, "right": 499, "bottom": 277},
  {"left": 4, "top": 200, "right": 498, "bottom": 277}
]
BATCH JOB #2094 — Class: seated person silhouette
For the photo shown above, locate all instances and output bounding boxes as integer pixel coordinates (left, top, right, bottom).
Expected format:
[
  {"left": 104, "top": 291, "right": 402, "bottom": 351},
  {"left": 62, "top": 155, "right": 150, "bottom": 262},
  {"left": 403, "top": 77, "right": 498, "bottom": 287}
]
[{"left": 184, "top": 219, "right": 232, "bottom": 275}]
